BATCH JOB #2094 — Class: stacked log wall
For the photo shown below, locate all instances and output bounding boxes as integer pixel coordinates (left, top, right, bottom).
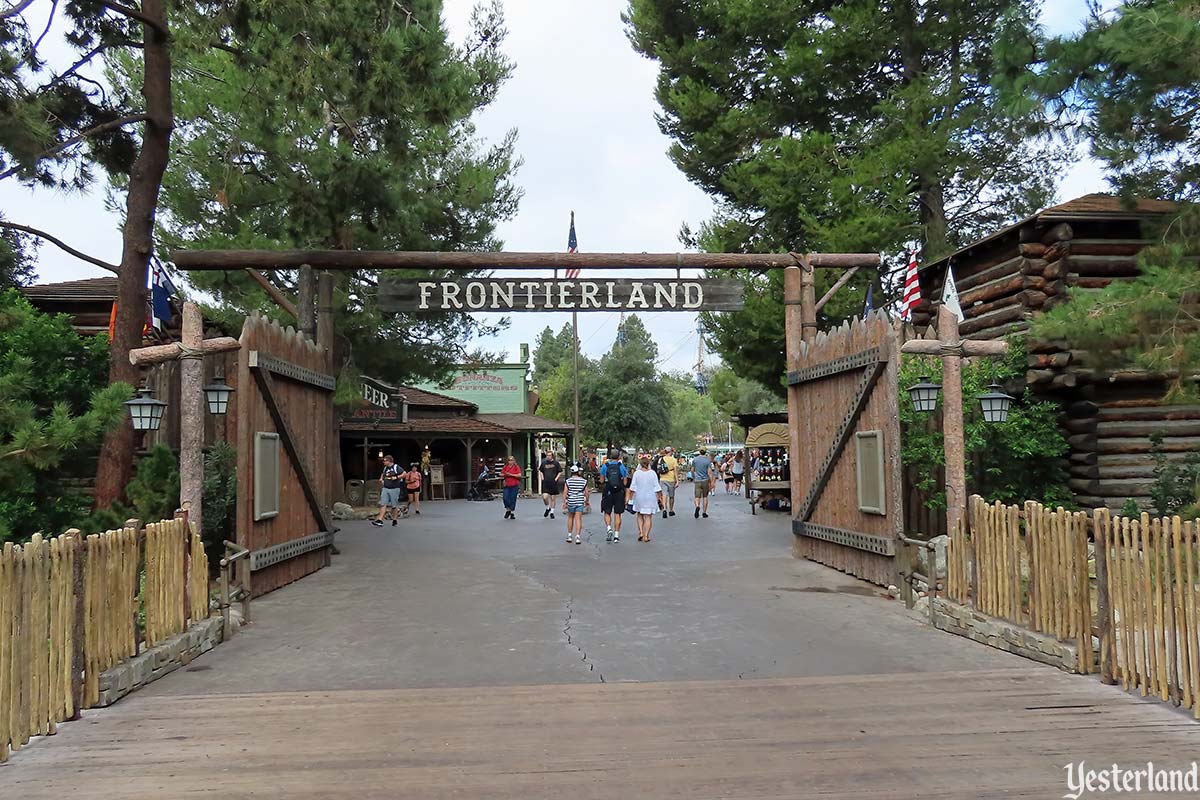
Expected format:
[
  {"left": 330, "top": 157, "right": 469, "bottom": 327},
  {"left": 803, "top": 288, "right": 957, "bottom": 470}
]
[{"left": 910, "top": 216, "right": 1192, "bottom": 514}]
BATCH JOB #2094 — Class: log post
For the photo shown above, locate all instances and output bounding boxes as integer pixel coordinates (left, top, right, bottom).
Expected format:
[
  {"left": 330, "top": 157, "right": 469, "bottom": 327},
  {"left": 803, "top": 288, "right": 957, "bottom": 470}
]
[
  {"left": 298, "top": 265, "right": 316, "bottom": 339},
  {"left": 798, "top": 255, "right": 817, "bottom": 345},
  {"left": 783, "top": 265, "right": 803, "bottom": 551},
  {"left": 1094, "top": 507, "right": 1117, "bottom": 684},
  {"left": 939, "top": 305, "right": 968, "bottom": 537},
  {"left": 179, "top": 302, "right": 204, "bottom": 536},
  {"left": 66, "top": 529, "right": 85, "bottom": 720}
]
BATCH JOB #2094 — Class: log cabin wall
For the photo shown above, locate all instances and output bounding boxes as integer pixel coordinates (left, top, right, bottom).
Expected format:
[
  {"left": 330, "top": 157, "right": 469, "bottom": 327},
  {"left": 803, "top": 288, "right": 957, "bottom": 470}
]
[{"left": 911, "top": 194, "right": 1184, "bottom": 515}]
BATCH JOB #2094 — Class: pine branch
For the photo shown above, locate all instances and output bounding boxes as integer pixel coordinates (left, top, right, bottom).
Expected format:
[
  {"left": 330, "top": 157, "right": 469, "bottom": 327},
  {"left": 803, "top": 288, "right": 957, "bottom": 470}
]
[
  {"left": 0, "top": 0, "right": 36, "bottom": 20},
  {"left": 0, "top": 221, "right": 120, "bottom": 273},
  {"left": 98, "top": 0, "right": 168, "bottom": 36},
  {"left": 0, "top": 113, "right": 149, "bottom": 181}
]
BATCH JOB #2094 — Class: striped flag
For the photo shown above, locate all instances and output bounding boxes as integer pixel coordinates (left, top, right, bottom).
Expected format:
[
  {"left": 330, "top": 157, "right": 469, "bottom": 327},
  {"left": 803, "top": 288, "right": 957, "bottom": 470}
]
[
  {"left": 900, "top": 250, "right": 920, "bottom": 321},
  {"left": 565, "top": 211, "right": 579, "bottom": 279}
]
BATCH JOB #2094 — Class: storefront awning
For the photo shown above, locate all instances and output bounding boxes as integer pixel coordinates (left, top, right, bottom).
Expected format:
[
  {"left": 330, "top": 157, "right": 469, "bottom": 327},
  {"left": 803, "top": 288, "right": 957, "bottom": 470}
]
[{"left": 341, "top": 416, "right": 517, "bottom": 437}]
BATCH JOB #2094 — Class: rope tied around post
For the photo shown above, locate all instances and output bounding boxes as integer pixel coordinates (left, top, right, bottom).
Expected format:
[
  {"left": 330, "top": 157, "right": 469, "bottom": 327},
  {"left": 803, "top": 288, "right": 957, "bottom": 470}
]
[{"left": 178, "top": 343, "right": 205, "bottom": 360}]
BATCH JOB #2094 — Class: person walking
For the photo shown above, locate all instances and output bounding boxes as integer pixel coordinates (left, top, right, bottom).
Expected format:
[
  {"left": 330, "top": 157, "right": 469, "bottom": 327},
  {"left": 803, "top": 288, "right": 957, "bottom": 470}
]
[
  {"left": 730, "top": 450, "right": 745, "bottom": 494},
  {"left": 562, "top": 464, "right": 589, "bottom": 545},
  {"left": 629, "top": 455, "right": 663, "bottom": 542},
  {"left": 692, "top": 447, "right": 714, "bottom": 519},
  {"left": 539, "top": 451, "right": 564, "bottom": 519},
  {"left": 401, "top": 462, "right": 422, "bottom": 517},
  {"left": 501, "top": 455, "right": 523, "bottom": 519},
  {"left": 657, "top": 446, "right": 680, "bottom": 519},
  {"left": 372, "top": 454, "right": 403, "bottom": 527},
  {"left": 599, "top": 449, "right": 628, "bottom": 542}
]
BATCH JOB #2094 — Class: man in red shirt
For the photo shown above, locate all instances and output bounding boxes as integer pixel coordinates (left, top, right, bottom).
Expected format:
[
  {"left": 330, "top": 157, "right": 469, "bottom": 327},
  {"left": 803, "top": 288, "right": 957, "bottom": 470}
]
[{"left": 501, "top": 455, "right": 523, "bottom": 519}]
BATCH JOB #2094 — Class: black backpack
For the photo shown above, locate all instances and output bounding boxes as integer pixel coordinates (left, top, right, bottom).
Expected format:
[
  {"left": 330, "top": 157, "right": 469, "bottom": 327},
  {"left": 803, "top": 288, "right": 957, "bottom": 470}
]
[
  {"left": 654, "top": 456, "right": 670, "bottom": 476},
  {"left": 605, "top": 462, "right": 625, "bottom": 492}
]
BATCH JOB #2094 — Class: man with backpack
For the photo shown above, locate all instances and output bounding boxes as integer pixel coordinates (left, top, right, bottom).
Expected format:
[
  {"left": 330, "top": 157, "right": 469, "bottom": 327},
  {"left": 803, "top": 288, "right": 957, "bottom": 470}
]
[
  {"left": 653, "top": 446, "right": 680, "bottom": 519},
  {"left": 372, "top": 454, "right": 403, "bottom": 527},
  {"left": 599, "top": 449, "right": 629, "bottom": 543}
]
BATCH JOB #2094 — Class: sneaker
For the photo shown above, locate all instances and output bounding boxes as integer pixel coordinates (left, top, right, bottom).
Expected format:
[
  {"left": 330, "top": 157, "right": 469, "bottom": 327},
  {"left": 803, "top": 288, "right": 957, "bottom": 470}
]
[
  {"left": 544, "top": 508, "right": 550, "bottom": 518},
  {"left": 703, "top": 512, "right": 709, "bottom": 518},
  {"left": 567, "top": 534, "right": 573, "bottom": 543},
  {"left": 371, "top": 519, "right": 384, "bottom": 527},
  {"left": 606, "top": 528, "right": 613, "bottom": 542},
  {"left": 662, "top": 509, "right": 668, "bottom": 519},
  {"left": 694, "top": 508, "right": 700, "bottom": 519},
  {"left": 415, "top": 510, "right": 420, "bottom": 515},
  {"left": 613, "top": 533, "right": 619, "bottom": 542},
  {"left": 391, "top": 519, "right": 397, "bottom": 527},
  {"left": 550, "top": 511, "right": 555, "bottom": 519},
  {"left": 574, "top": 534, "right": 582, "bottom": 545},
  {"left": 669, "top": 511, "right": 676, "bottom": 517}
]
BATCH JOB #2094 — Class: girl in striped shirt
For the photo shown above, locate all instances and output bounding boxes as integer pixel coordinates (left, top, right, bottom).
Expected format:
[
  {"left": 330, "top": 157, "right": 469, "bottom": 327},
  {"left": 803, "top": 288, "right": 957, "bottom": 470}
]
[{"left": 562, "top": 465, "right": 590, "bottom": 545}]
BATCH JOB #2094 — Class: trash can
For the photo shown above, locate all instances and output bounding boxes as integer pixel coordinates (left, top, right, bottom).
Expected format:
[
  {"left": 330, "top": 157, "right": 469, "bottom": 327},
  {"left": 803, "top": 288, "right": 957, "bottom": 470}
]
[
  {"left": 345, "top": 479, "right": 365, "bottom": 507},
  {"left": 365, "top": 479, "right": 382, "bottom": 507}
]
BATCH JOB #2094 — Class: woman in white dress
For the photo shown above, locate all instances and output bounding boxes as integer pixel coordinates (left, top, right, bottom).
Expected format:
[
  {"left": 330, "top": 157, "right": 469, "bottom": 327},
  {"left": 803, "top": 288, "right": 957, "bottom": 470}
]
[{"left": 628, "top": 455, "right": 664, "bottom": 542}]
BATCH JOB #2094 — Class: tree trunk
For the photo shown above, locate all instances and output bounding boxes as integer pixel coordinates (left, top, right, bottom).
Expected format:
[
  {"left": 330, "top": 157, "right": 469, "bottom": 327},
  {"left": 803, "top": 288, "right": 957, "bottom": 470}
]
[{"left": 93, "top": 1, "right": 174, "bottom": 510}]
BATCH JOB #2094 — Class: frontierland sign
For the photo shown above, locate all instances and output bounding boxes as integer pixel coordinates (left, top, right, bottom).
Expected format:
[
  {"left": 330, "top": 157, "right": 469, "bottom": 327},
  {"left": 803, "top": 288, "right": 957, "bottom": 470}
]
[{"left": 379, "top": 278, "right": 744, "bottom": 313}]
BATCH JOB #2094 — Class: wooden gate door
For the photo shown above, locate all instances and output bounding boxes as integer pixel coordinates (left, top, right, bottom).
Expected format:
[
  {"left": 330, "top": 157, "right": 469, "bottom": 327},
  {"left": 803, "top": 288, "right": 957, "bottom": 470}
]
[
  {"left": 788, "top": 312, "right": 903, "bottom": 586},
  {"left": 235, "top": 315, "right": 336, "bottom": 597}
]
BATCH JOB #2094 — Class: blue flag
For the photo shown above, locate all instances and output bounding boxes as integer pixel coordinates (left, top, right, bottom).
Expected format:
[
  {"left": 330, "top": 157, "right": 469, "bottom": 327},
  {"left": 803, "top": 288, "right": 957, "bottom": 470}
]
[
  {"left": 862, "top": 283, "right": 873, "bottom": 320},
  {"left": 150, "top": 263, "right": 177, "bottom": 330}
]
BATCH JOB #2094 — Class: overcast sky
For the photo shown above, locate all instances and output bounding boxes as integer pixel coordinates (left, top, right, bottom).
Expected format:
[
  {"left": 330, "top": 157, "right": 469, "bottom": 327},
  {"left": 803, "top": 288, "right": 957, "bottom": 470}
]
[{"left": 2, "top": 0, "right": 1110, "bottom": 375}]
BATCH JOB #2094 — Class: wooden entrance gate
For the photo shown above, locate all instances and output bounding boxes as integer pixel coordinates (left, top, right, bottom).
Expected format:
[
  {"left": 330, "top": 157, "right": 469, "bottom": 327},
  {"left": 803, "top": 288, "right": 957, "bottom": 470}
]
[
  {"left": 788, "top": 312, "right": 903, "bottom": 586},
  {"left": 235, "top": 315, "right": 336, "bottom": 597}
]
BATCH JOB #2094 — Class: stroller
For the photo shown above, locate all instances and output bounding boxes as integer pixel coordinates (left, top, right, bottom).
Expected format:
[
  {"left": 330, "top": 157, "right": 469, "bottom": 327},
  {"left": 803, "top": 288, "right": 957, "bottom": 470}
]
[{"left": 467, "top": 472, "right": 495, "bottom": 501}]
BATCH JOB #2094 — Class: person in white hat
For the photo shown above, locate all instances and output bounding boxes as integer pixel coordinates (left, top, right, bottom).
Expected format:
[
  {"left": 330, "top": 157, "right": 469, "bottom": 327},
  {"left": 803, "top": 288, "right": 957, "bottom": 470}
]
[{"left": 562, "top": 464, "right": 590, "bottom": 545}]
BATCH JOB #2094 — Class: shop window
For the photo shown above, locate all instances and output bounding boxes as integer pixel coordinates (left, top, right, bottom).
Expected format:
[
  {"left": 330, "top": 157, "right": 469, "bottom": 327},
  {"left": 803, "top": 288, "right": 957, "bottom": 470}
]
[
  {"left": 254, "top": 432, "right": 280, "bottom": 521},
  {"left": 855, "top": 430, "right": 886, "bottom": 515}
]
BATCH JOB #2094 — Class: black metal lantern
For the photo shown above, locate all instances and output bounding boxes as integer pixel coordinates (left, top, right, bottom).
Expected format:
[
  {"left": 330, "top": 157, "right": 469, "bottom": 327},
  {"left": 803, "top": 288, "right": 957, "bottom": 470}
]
[
  {"left": 202, "top": 373, "right": 235, "bottom": 415},
  {"left": 125, "top": 387, "right": 167, "bottom": 431},
  {"left": 977, "top": 383, "right": 1014, "bottom": 423},
  {"left": 907, "top": 376, "right": 941, "bottom": 413}
]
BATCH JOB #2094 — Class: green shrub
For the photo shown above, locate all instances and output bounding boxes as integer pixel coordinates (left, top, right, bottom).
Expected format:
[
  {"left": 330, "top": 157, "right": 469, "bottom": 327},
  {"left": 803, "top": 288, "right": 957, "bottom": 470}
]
[
  {"left": 201, "top": 441, "right": 237, "bottom": 570},
  {"left": 901, "top": 337, "right": 1073, "bottom": 510},
  {"left": 1149, "top": 432, "right": 1200, "bottom": 518}
]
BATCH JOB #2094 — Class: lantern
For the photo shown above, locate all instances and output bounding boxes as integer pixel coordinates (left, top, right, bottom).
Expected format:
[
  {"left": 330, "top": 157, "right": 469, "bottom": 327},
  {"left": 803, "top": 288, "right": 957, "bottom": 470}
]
[
  {"left": 125, "top": 387, "right": 167, "bottom": 431},
  {"left": 977, "top": 383, "right": 1014, "bottom": 424},
  {"left": 202, "top": 373, "right": 235, "bottom": 415},
  {"left": 906, "top": 376, "right": 941, "bottom": 413}
]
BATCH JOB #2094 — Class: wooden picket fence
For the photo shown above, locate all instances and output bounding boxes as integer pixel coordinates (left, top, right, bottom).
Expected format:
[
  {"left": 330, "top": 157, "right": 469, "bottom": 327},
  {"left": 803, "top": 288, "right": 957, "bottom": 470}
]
[
  {"left": 945, "top": 496, "right": 1094, "bottom": 673},
  {"left": 0, "top": 517, "right": 211, "bottom": 762},
  {"left": 1094, "top": 509, "right": 1200, "bottom": 716}
]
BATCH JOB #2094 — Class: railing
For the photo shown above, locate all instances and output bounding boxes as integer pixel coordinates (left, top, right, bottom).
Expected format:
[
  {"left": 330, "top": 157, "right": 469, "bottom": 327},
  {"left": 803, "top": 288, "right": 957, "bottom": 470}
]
[{"left": 0, "top": 516, "right": 211, "bottom": 762}]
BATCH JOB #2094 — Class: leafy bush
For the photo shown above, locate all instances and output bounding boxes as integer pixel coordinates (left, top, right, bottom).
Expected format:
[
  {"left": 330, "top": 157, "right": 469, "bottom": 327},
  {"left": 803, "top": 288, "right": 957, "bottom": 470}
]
[
  {"left": 202, "top": 441, "right": 237, "bottom": 569},
  {"left": 1119, "top": 498, "right": 1142, "bottom": 519},
  {"left": 87, "top": 444, "right": 180, "bottom": 532},
  {"left": 1148, "top": 432, "right": 1200, "bottom": 518},
  {"left": 901, "top": 337, "right": 1073, "bottom": 511}
]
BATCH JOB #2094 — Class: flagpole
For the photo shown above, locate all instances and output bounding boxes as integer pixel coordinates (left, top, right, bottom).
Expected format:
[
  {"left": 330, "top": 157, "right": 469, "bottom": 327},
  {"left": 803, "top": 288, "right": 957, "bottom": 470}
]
[{"left": 572, "top": 308, "right": 580, "bottom": 466}]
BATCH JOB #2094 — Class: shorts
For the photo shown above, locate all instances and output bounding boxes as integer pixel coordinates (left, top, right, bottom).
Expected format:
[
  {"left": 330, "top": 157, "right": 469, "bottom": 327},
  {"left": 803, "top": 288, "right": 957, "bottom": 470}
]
[
  {"left": 724, "top": 475, "right": 736, "bottom": 485},
  {"left": 380, "top": 487, "right": 402, "bottom": 507},
  {"left": 542, "top": 484, "right": 560, "bottom": 496},
  {"left": 600, "top": 490, "right": 625, "bottom": 515},
  {"left": 694, "top": 481, "right": 712, "bottom": 499},
  {"left": 407, "top": 487, "right": 421, "bottom": 497},
  {"left": 567, "top": 503, "right": 585, "bottom": 514},
  {"left": 659, "top": 480, "right": 676, "bottom": 498}
]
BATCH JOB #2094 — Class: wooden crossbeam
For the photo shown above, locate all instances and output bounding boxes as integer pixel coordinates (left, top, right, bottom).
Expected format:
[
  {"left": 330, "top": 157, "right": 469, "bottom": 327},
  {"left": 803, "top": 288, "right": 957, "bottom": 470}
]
[
  {"left": 251, "top": 367, "right": 332, "bottom": 534},
  {"left": 172, "top": 249, "right": 881, "bottom": 272},
  {"left": 799, "top": 360, "right": 888, "bottom": 521}
]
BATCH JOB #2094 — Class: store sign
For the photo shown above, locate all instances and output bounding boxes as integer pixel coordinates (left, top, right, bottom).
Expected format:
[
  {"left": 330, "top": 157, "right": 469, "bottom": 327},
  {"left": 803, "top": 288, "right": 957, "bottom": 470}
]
[
  {"left": 379, "top": 278, "right": 744, "bottom": 312},
  {"left": 451, "top": 372, "right": 520, "bottom": 393},
  {"left": 343, "top": 376, "right": 407, "bottom": 422}
]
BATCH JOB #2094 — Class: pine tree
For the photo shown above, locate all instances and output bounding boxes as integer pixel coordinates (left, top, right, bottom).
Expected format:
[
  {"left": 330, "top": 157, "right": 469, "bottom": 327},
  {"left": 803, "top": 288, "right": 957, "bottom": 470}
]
[
  {"left": 625, "top": 0, "right": 1067, "bottom": 390},
  {"left": 0, "top": 290, "right": 130, "bottom": 541},
  {"left": 116, "top": 0, "right": 522, "bottom": 385}
]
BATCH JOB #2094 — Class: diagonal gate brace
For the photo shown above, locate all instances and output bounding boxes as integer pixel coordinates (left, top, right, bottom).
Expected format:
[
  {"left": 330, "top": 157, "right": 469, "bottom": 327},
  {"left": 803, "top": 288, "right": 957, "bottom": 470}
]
[{"left": 799, "top": 357, "right": 888, "bottom": 521}]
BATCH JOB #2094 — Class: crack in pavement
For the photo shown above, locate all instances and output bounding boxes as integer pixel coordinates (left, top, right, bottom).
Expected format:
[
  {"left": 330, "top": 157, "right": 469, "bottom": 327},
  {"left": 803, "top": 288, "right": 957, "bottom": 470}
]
[{"left": 508, "top": 557, "right": 606, "bottom": 685}]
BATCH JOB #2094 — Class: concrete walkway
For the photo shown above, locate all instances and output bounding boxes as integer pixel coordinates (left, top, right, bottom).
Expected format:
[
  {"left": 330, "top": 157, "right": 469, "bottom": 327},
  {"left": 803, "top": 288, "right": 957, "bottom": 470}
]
[
  {"left": 3, "top": 489, "right": 1198, "bottom": 798},
  {"left": 144, "top": 488, "right": 1019, "bottom": 693}
]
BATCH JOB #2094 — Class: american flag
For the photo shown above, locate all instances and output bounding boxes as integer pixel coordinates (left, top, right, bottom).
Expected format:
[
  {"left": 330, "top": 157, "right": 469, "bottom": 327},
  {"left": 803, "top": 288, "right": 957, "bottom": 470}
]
[
  {"left": 900, "top": 250, "right": 920, "bottom": 322},
  {"left": 565, "top": 211, "right": 579, "bottom": 279}
]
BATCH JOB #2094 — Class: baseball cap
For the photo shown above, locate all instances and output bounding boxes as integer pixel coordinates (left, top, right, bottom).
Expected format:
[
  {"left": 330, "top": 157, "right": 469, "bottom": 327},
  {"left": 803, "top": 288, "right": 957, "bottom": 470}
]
[{"left": 665, "top": 446, "right": 673, "bottom": 452}]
